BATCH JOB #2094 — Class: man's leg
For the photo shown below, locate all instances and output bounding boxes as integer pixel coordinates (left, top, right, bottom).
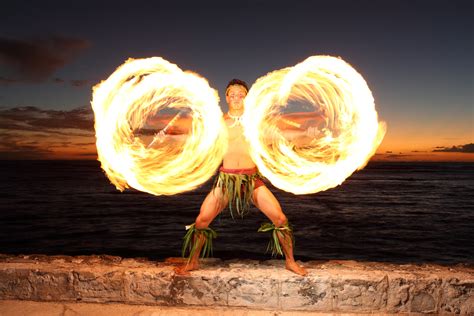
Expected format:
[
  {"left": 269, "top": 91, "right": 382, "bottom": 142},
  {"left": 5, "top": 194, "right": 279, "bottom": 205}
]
[
  {"left": 174, "top": 187, "right": 228, "bottom": 275},
  {"left": 252, "top": 186, "right": 308, "bottom": 276}
]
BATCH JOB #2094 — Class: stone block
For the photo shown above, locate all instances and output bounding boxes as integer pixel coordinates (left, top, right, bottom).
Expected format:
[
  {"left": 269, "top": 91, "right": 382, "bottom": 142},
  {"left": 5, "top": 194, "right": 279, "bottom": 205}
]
[
  {"left": 332, "top": 274, "right": 388, "bottom": 312},
  {"left": 439, "top": 277, "right": 474, "bottom": 315},
  {"left": 386, "top": 277, "right": 411, "bottom": 313},
  {"left": 408, "top": 276, "right": 442, "bottom": 314},
  {"left": 72, "top": 269, "right": 125, "bottom": 302},
  {"left": 280, "top": 275, "right": 332, "bottom": 311},
  {"left": 169, "top": 273, "right": 229, "bottom": 306},
  {"left": 0, "top": 268, "right": 33, "bottom": 299},
  {"left": 29, "top": 270, "right": 75, "bottom": 301},
  {"left": 226, "top": 274, "right": 279, "bottom": 309},
  {"left": 125, "top": 270, "right": 173, "bottom": 304}
]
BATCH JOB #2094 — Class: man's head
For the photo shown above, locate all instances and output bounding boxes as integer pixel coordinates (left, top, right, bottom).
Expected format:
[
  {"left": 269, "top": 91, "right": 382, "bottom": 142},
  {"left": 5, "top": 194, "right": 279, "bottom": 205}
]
[{"left": 225, "top": 79, "right": 248, "bottom": 112}]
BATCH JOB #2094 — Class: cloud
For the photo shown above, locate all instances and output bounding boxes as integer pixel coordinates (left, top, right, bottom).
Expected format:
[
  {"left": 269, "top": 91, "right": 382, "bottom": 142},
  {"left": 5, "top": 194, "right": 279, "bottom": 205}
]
[
  {"left": 433, "top": 143, "right": 474, "bottom": 153},
  {"left": 77, "top": 152, "right": 98, "bottom": 157},
  {"left": 136, "top": 128, "right": 158, "bottom": 136},
  {"left": 0, "top": 105, "right": 97, "bottom": 159},
  {"left": 0, "top": 36, "right": 90, "bottom": 82},
  {"left": 0, "top": 106, "right": 94, "bottom": 132},
  {"left": 0, "top": 132, "right": 53, "bottom": 159},
  {"left": 0, "top": 77, "right": 22, "bottom": 85},
  {"left": 52, "top": 77, "right": 65, "bottom": 84},
  {"left": 50, "top": 77, "right": 92, "bottom": 88},
  {"left": 384, "top": 154, "right": 411, "bottom": 159},
  {"left": 70, "top": 79, "right": 90, "bottom": 87}
]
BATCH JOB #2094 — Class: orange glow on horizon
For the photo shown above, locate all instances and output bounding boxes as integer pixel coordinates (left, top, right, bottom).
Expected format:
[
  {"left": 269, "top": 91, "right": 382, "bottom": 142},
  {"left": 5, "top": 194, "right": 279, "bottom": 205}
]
[{"left": 2, "top": 131, "right": 472, "bottom": 162}]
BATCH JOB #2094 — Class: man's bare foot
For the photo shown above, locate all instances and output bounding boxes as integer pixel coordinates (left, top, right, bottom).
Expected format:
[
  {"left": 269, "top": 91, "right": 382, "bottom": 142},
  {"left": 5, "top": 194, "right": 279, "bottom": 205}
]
[
  {"left": 174, "top": 261, "right": 199, "bottom": 275},
  {"left": 285, "top": 260, "right": 308, "bottom": 276}
]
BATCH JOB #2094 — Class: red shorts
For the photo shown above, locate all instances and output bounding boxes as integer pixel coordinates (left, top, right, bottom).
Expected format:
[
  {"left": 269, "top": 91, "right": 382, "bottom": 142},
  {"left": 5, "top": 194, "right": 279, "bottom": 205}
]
[{"left": 219, "top": 166, "right": 265, "bottom": 188}]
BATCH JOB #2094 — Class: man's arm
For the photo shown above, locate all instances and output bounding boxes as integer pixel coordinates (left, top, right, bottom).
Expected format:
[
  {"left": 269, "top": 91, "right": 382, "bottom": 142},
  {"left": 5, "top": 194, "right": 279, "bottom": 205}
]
[
  {"left": 145, "top": 112, "right": 193, "bottom": 148},
  {"left": 146, "top": 112, "right": 193, "bottom": 135},
  {"left": 261, "top": 111, "right": 327, "bottom": 145},
  {"left": 277, "top": 111, "right": 326, "bottom": 131}
]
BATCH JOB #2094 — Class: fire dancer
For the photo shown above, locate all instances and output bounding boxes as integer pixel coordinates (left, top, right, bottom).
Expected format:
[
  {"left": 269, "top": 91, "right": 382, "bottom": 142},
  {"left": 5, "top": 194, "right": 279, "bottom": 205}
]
[
  {"left": 93, "top": 56, "right": 385, "bottom": 277},
  {"left": 175, "top": 79, "right": 308, "bottom": 276}
]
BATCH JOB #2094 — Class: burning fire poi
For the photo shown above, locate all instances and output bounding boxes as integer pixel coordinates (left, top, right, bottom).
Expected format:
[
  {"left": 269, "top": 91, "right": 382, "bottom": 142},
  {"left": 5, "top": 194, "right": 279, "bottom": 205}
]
[
  {"left": 91, "top": 57, "right": 227, "bottom": 195},
  {"left": 243, "top": 56, "right": 386, "bottom": 194},
  {"left": 92, "top": 56, "right": 386, "bottom": 196}
]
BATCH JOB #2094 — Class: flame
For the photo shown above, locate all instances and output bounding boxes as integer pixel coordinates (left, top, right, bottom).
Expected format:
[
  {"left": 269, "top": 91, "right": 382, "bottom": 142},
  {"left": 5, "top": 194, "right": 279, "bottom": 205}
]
[
  {"left": 91, "top": 57, "right": 227, "bottom": 195},
  {"left": 242, "top": 56, "right": 387, "bottom": 194},
  {"left": 92, "top": 55, "right": 386, "bottom": 197}
]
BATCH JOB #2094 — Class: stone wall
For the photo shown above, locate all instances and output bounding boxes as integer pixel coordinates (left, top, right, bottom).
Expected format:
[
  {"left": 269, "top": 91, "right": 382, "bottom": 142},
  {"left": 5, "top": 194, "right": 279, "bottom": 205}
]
[{"left": 0, "top": 254, "right": 472, "bottom": 314}]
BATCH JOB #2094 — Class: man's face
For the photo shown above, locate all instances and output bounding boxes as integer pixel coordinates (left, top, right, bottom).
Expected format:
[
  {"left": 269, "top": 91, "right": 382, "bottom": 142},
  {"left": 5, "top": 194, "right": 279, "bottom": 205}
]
[{"left": 226, "top": 85, "right": 247, "bottom": 111}]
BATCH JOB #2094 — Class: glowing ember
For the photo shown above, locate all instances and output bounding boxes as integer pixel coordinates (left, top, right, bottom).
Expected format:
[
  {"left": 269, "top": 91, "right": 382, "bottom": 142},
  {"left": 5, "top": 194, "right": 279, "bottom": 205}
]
[
  {"left": 242, "top": 55, "right": 387, "bottom": 194},
  {"left": 91, "top": 57, "right": 227, "bottom": 195}
]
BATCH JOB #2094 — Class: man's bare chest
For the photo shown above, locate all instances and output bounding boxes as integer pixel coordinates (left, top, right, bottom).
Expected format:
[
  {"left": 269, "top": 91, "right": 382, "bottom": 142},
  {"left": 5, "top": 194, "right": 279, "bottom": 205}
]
[{"left": 226, "top": 123, "right": 250, "bottom": 149}]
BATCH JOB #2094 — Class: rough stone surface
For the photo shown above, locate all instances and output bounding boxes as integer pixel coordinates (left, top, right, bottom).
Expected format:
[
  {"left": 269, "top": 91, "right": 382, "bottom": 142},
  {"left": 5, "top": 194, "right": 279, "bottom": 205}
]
[
  {"left": 0, "top": 253, "right": 472, "bottom": 314},
  {"left": 125, "top": 270, "right": 173, "bottom": 305},
  {"left": 30, "top": 270, "right": 75, "bottom": 301},
  {"left": 409, "top": 276, "right": 442, "bottom": 313},
  {"left": 226, "top": 273, "right": 279, "bottom": 308},
  {"left": 439, "top": 277, "right": 474, "bottom": 315},
  {"left": 332, "top": 274, "right": 388, "bottom": 312},
  {"left": 280, "top": 275, "right": 332, "bottom": 311},
  {"left": 386, "top": 277, "right": 412, "bottom": 313},
  {"left": 170, "top": 272, "right": 229, "bottom": 306},
  {"left": 0, "top": 268, "right": 33, "bottom": 300},
  {"left": 73, "top": 269, "right": 125, "bottom": 302}
]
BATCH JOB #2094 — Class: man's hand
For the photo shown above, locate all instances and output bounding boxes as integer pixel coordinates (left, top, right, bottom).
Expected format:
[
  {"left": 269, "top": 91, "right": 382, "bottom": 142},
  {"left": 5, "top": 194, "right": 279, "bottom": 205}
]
[
  {"left": 148, "top": 130, "right": 166, "bottom": 148},
  {"left": 305, "top": 126, "right": 320, "bottom": 138}
]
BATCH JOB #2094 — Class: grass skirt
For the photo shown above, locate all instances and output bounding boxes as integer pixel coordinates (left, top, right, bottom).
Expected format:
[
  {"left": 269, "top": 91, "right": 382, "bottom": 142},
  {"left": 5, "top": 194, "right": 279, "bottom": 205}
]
[{"left": 212, "top": 167, "right": 264, "bottom": 219}]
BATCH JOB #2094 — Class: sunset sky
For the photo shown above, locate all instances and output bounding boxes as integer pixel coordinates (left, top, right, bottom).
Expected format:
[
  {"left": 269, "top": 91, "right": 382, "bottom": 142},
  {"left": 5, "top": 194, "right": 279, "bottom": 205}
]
[{"left": 0, "top": 0, "right": 472, "bottom": 161}]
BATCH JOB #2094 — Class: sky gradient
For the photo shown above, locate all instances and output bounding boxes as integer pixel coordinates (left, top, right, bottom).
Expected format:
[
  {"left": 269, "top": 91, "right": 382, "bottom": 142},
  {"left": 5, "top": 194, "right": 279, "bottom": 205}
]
[{"left": 0, "top": 0, "right": 472, "bottom": 161}]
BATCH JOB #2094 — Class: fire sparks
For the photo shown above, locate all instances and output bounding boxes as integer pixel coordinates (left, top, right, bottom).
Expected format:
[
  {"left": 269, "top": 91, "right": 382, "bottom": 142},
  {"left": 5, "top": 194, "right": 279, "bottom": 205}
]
[
  {"left": 91, "top": 57, "right": 227, "bottom": 195},
  {"left": 242, "top": 56, "right": 387, "bottom": 194}
]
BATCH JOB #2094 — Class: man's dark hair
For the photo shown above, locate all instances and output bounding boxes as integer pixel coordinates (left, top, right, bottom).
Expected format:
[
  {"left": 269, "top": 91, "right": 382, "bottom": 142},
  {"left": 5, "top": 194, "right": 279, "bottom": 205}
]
[{"left": 225, "top": 78, "right": 249, "bottom": 95}]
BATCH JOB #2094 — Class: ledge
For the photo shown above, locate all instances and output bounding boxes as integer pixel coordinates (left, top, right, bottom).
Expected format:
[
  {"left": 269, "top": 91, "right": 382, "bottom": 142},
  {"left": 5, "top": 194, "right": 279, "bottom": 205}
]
[{"left": 0, "top": 254, "right": 472, "bottom": 314}]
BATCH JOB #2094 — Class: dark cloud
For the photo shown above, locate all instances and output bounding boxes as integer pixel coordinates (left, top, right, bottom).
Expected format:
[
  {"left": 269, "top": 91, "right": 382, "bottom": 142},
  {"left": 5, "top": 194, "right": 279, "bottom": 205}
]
[
  {"left": 433, "top": 143, "right": 474, "bottom": 153},
  {"left": 136, "top": 128, "right": 159, "bottom": 136},
  {"left": 75, "top": 142, "right": 96, "bottom": 146},
  {"left": 0, "top": 132, "right": 53, "bottom": 159},
  {"left": 0, "top": 106, "right": 94, "bottom": 132},
  {"left": 384, "top": 154, "right": 411, "bottom": 159},
  {"left": 77, "top": 152, "right": 98, "bottom": 157},
  {"left": 52, "top": 77, "right": 65, "bottom": 84},
  {"left": 0, "top": 129, "right": 96, "bottom": 160},
  {"left": 0, "top": 76, "right": 22, "bottom": 85},
  {"left": 70, "top": 79, "right": 89, "bottom": 87},
  {"left": 0, "top": 106, "right": 97, "bottom": 159},
  {"left": 51, "top": 77, "right": 92, "bottom": 88},
  {"left": 0, "top": 36, "right": 90, "bottom": 82}
]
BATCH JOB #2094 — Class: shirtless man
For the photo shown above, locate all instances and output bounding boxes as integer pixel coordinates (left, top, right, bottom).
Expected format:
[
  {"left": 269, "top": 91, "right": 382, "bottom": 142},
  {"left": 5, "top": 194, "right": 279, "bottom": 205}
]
[{"left": 174, "top": 79, "right": 308, "bottom": 276}]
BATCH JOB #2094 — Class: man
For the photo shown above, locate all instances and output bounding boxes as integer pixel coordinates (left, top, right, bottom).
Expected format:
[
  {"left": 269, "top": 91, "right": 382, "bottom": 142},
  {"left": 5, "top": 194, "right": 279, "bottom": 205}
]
[{"left": 175, "top": 79, "right": 308, "bottom": 276}]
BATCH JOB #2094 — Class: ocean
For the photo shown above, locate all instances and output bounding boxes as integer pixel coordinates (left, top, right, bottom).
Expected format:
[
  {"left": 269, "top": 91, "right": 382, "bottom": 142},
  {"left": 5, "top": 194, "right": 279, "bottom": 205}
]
[{"left": 1, "top": 160, "right": 472, "bottom": 265}]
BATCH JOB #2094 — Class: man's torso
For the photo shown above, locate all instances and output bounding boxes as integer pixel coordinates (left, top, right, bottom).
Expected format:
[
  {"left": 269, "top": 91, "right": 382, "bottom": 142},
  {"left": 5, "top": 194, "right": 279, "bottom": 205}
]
[{"left": 222, "top": 116, "right": 256, "bottom": 169}]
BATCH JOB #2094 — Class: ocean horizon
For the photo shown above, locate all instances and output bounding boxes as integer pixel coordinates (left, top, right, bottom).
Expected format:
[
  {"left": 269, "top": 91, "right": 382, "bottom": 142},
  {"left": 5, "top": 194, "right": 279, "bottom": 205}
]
[{"left": 1, "top": 160, "right": 473, "bottom": 266}]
